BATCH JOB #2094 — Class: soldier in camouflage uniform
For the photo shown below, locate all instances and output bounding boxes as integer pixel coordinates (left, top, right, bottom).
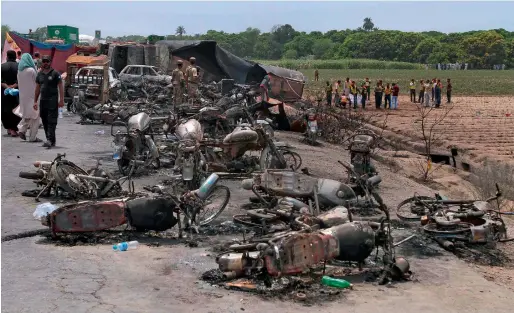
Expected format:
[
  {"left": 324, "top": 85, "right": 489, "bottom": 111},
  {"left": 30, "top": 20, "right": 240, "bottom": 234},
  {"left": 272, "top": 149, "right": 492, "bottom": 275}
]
[
  {"left": 171, "top": 60, "right": 185, "bottom": 105},
  {"left": 185, "top": 57, "right": 199, "bottom": 102}
]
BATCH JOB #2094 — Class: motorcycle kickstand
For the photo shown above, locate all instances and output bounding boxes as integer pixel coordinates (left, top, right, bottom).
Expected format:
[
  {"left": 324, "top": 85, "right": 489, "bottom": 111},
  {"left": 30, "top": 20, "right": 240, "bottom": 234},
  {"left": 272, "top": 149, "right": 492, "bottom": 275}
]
[
  {"left": 36, "top": 180, "right": 54, "bottom": 202},
  {"left": 177, "top": 210, "right": 183, "bottom": 239}
]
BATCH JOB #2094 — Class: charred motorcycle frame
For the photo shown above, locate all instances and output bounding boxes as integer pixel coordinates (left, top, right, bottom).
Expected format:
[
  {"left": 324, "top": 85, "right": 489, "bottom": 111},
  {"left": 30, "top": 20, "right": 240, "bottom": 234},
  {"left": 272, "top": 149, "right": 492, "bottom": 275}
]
[{"left": 111, "top": 112, "right": 161, "bottom": 175}]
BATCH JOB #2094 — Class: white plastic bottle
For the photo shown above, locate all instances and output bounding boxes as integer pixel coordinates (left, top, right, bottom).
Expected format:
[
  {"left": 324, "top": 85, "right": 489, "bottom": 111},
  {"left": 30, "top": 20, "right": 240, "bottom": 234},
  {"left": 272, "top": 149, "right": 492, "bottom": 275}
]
[
  {"left": 112, "top": 241, "right": 139, "bottom": 252},
  {"left": 58, "top": 108, "right": 63, "bottom": 119}
]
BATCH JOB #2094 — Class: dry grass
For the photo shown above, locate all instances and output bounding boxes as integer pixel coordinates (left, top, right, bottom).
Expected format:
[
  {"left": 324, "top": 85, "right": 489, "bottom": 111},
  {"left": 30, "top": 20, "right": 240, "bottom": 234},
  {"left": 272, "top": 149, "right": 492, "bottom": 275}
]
[{"left": 470, "top": 159, "right": 514, "bottom": 210}]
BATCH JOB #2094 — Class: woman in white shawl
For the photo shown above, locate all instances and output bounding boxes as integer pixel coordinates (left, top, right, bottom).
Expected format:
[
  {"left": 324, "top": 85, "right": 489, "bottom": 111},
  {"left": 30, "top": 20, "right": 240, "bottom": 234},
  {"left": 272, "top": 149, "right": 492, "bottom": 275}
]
[{"left": 16, "top": 53, "right": 41, "bottom": 142}]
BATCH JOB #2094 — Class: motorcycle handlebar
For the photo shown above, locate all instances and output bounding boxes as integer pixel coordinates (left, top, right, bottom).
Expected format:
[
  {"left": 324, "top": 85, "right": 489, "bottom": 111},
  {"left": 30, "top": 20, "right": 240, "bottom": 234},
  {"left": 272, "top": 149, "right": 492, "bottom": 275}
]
[{"left": 54, "top": 153, "right": 66, "bottom": 161}]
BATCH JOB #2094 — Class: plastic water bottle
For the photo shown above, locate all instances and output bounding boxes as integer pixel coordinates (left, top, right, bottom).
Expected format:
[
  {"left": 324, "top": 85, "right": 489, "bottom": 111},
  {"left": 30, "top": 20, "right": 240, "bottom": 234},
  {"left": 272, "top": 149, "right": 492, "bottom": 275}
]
[
  {"left": 95, "top": 130, "right": 105, "bottom": 136},
  {"left": 196, "top": 173, "right": 219, "bottom": 200},
  {"left": 321, "top": 276, "right": 353, "bottom": 289},
  {"left": 113, "top": 241, "right": 139, "bottom": 252},
  {"left": 58, "top": 108, "right": 63, "bottom": 119}
]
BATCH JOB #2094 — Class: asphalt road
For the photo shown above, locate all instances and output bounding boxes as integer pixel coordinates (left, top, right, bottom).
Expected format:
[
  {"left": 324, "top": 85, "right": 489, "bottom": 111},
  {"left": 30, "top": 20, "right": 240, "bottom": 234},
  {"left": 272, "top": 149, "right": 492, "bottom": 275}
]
[{"left": 2, "top": 115, "right": 513, "bottom": 313}]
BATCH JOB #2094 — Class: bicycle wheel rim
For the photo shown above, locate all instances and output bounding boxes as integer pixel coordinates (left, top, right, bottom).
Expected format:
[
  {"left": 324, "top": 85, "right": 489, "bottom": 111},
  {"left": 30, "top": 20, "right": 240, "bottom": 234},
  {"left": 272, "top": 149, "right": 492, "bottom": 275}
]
[
  {"left": 396, "top": 196, "right": 436, "bottom": 221},
  {"left": 197, "top": 185, "right": 231, "bottom": 226},
  {"left": 233, "top": 214, "right": 263, "bottom": 228}
]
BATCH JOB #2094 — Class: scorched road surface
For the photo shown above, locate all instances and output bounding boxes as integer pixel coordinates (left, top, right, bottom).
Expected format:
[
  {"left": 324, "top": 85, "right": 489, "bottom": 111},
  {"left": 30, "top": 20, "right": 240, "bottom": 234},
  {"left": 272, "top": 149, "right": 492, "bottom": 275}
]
[{"left": 1, "top": 116, "right": 513, "bottom": 313}]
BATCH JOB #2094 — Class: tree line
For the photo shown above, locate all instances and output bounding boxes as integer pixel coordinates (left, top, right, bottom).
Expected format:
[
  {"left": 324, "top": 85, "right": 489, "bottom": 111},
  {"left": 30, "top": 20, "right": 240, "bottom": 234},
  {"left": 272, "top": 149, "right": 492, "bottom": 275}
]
[
  {"left": 111, "top": 21, "right": 514, "bottom": 69},
  {"left": 3, "top": 19, "right": 514, "bottom": 69}
]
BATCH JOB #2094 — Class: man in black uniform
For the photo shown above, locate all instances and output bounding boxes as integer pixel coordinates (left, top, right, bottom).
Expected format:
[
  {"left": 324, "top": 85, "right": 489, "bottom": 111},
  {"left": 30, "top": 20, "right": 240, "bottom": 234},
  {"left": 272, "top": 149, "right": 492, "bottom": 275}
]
[{"left": 34, "top": 55, "right": 64, "bottom": 148}]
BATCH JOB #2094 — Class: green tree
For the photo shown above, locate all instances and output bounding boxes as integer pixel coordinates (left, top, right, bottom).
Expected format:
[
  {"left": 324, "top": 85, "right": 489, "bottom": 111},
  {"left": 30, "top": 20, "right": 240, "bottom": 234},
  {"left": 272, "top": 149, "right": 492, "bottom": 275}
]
[
  {"left": 460, "top": 31, "right": 506, "bottom": 68},
  {"left": 362, "top": 17, "right": 375, "bottom": 32},
  {"left": 413, "top": 38, "right": 442, "bottom": 63},
  {"left": 392, "top": 32, "right": 426, "bottom": 62},
  {"left": 504, "top": 39, "right": 514, "bottom": 68},
  {"left": 283, "top": 49, "right": 298, "bottom": 59},
  {"left": 312, "top": 38, "right": 334, "bottom": 59},
  {"left": 175, "top": 26, "right": 186, "bottom": 38},
  {"left": 32, "top": 27, "right": 47, "bottom": 42},
  {"left": 271, "top": 24, "right": 297, "bottom": 45},
  {"left": 283, "top": 34, "right": 315, "bottom": 58}
]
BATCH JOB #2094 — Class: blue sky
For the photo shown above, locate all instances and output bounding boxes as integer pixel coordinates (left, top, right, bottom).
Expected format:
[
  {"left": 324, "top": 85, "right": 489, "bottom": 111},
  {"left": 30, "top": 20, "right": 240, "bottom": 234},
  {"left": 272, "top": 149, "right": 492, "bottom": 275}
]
[{"left": 2, "top": 1, "right": 513, "bottom": 37}]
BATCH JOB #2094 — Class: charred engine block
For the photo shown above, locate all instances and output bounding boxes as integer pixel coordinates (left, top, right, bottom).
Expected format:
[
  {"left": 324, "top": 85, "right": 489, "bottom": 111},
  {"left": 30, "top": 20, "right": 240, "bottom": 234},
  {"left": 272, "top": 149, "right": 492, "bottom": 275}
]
[{"left": 225, "top": 156, "right": 259, "bottom": 172}]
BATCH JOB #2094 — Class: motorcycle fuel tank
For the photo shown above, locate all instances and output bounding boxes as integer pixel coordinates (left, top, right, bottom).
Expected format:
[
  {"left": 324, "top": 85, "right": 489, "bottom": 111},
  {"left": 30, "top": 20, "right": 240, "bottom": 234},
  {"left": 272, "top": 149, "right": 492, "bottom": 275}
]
[
  {"left": 320, "top": 222, "right": 376, "bottom": 262},
  {"left": 223, "top": 126, "right": 259, "bottom": 145},
  {"left": 128, "top": 112, "right": 151, "bottom": 133},
  {"left": 175, "top": 119, "right": 203, "bottom": 142},
  {"left": 316, "top": 178, "right": 358, "bottom": 207}
]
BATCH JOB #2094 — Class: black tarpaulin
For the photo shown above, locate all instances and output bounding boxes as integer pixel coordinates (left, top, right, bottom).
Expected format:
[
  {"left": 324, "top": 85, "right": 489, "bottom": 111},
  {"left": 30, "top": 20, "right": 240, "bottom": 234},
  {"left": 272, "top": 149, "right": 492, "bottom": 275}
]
[{"left": 155, "top": 40, "right": 306, "bottom": 100}]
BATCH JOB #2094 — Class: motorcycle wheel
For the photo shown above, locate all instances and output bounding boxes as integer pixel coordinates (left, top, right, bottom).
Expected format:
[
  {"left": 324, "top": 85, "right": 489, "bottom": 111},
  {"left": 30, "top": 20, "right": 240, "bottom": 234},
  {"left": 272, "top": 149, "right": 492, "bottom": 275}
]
[
  {"left": 69, "top": 100, "right": 78, "bottom": 114},
  {"left": 189, "top": 185, "right": 231, "bottom": 226},
  {"left": 281, "top": 150, "right": 302, "bottom": 171},
  {"left": 260, "top": 146, "right": 301, "bottom": 171},
  {"left": 259, "top": 146, "right": 284, "bottom": 171},
  {"left": 396, "top": 196, "right": 437, "bottom": 222}
]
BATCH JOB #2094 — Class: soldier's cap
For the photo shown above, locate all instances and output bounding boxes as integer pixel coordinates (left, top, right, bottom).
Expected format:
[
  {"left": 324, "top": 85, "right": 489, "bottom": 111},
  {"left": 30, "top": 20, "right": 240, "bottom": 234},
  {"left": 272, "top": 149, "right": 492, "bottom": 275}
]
[
  {"left": 42, "top": 55, "right": 51, "bottom": 61},
  {"left": 177, "top": 60, "right": 183, "bottom": 65},
  {"left": 189, "top": 57, "right": 196, "bottom": 61}
]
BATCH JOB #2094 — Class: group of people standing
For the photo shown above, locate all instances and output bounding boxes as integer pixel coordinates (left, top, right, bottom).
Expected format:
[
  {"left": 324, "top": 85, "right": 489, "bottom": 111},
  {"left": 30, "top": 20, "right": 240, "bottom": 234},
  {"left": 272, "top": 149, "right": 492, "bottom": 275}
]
[
  {"left": 325, "top": 78, "right": 400, "bottom": 110},
  {"left": 409, "top": 78, "right": 452, "bottom": 108},
  {"left": 323, "top": 77, "right": 453, "bottom": 110},
  {"left": 1, "top": 50, "right": 64, "bottom": 148},
  {"left": 171, "top": 57, "right": 200, "bottom": 105}
]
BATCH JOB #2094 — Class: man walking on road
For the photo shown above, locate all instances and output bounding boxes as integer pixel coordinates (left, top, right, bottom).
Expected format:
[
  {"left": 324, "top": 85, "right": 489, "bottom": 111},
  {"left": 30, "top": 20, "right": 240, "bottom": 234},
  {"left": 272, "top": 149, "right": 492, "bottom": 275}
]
[
  {"left": 34, "top": 55, "right": 64, "bottom": 148},
  {"left": 171, "top": 60, "right": 185, "bottom": 105}
]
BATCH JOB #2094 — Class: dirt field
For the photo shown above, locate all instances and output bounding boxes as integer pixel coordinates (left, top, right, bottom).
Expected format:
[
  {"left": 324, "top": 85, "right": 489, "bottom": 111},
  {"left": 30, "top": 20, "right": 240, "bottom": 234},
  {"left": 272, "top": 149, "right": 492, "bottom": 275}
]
[
  {"left": 363, "top": 95, "right": 514, "bottom": 165},
  {"left": 2, "top": 116, "right": 514, "bottom": 313}
]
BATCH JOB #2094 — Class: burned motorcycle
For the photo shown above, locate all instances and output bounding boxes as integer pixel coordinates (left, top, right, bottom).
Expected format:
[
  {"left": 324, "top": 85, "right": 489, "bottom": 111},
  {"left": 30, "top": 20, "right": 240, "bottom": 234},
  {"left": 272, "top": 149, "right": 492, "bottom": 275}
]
[
  {"left": 41, "top": 173, "right": 230, "bottom": 238},
  {"left": 217, "top": 201, "right": 410, "bottom": 285},
  {"left": 111, "top": 112, "right": 160, "bottom": 175},
  {"left": 19, "top": 153, "right": 128, "bottom": 201},
  {"left": 173, "top": 118, "right": 208, "bottom": 190},
  {"left": 346, "top": 129, "right": 378, "bottom": 183},
  {"left": 200, "top": 108, "right": 297, "bottom": 174},
  {"left": 69, "top": 84, "right": 88, "bottom": 115},
  {"left": 301, "top": 107, "right": 320, "bottom": 146},
  {"left": 241, "top": 161, "right": 384, "bottom": 217},
  {"left": 397, "top": 183, "right": 510, "bottom": 244}
]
